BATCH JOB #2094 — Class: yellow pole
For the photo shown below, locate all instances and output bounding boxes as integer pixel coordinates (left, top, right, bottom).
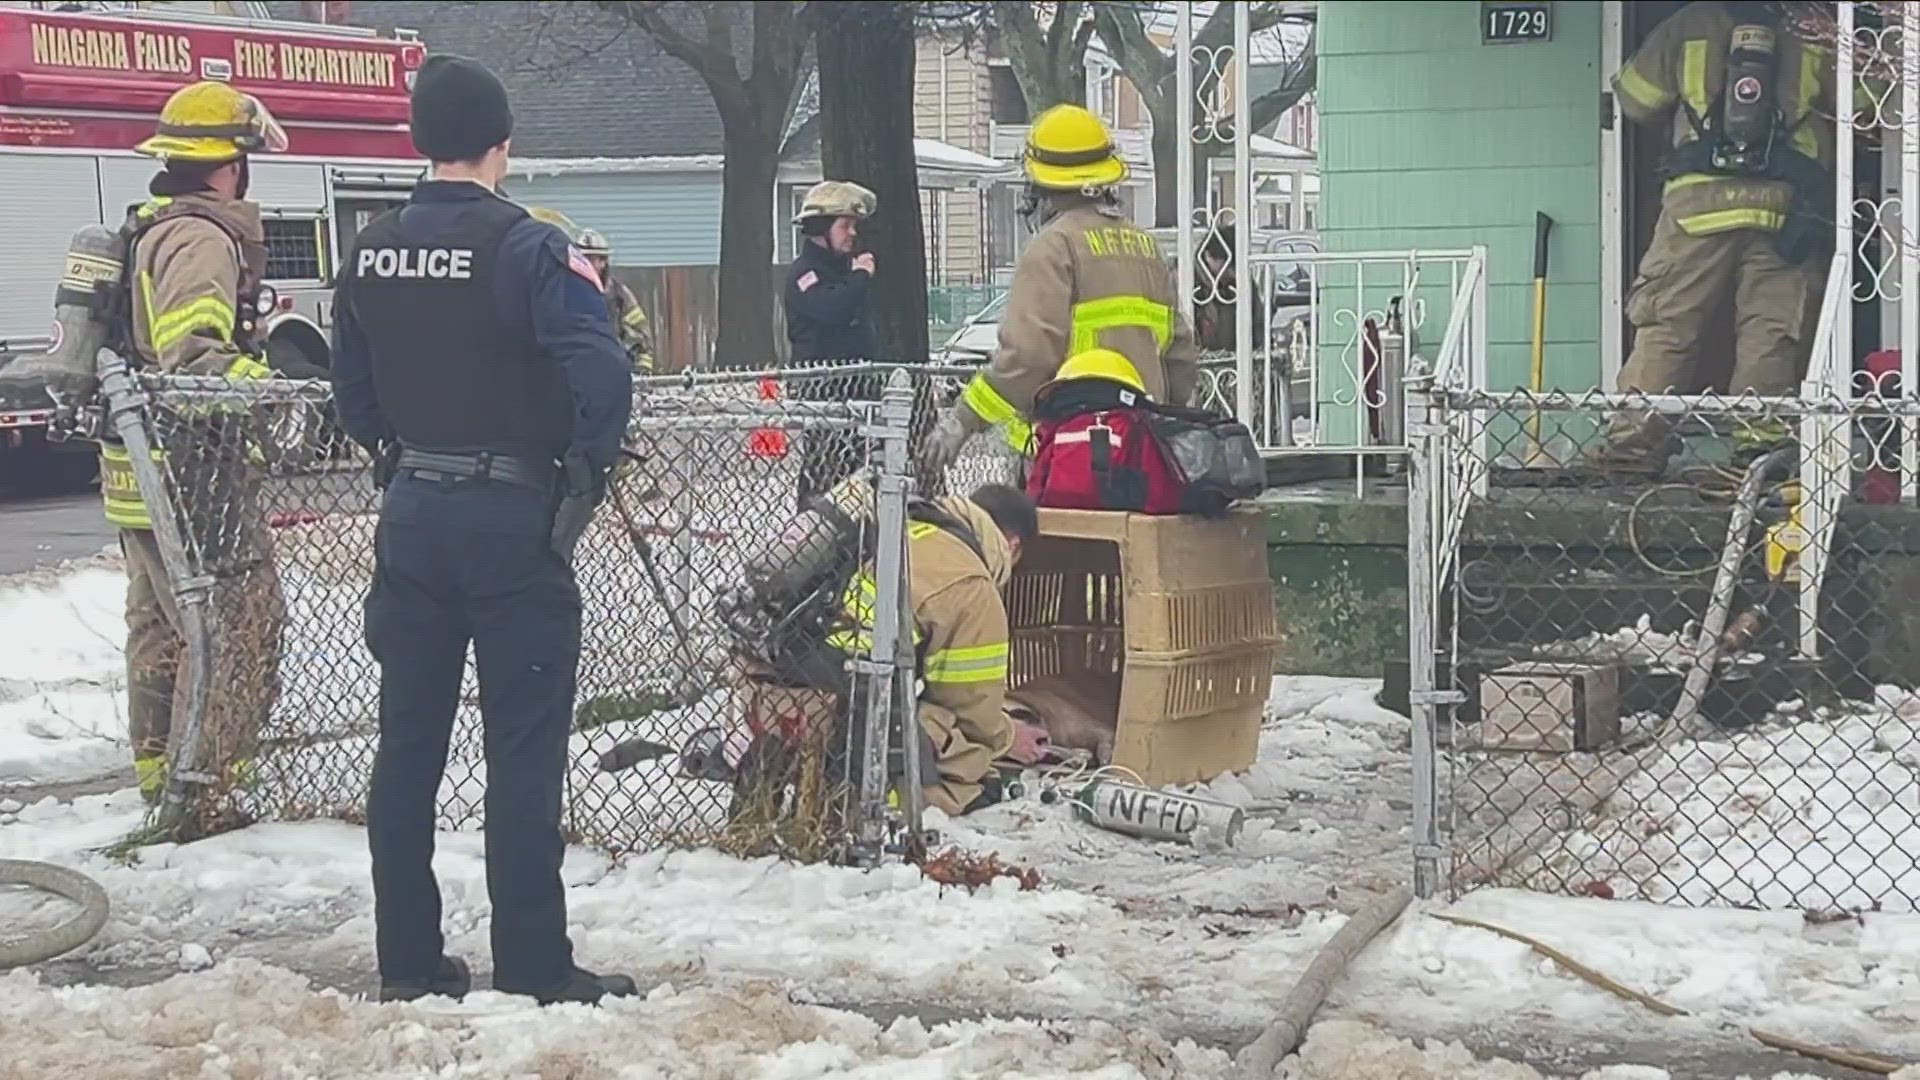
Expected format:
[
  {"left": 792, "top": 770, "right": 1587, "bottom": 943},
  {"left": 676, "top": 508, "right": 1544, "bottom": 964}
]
[{"left": 1527, "top": 212, "right": 1554, "bottom": 449}]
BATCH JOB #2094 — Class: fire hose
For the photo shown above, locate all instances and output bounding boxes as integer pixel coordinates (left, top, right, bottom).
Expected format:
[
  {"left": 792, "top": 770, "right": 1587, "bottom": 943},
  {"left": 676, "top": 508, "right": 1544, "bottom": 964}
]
[{"left": 0, "top": 859, "right": 109, "bottom": 969}]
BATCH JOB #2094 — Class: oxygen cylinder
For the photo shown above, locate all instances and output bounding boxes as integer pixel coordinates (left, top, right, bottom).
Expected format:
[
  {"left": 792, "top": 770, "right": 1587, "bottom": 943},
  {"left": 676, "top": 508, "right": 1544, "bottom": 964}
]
[
  {"left": 743, "top": 480, "right": 868, "bottom": 605},
  {"left": 1720, "top": 23, "right": 1779, "bottom": 161},
  {"left": 0, "top": 224, "right": 126, "bottom": 402},
  {"left": 1072, "top": 779, "right": 1246, "bottom": 846}
]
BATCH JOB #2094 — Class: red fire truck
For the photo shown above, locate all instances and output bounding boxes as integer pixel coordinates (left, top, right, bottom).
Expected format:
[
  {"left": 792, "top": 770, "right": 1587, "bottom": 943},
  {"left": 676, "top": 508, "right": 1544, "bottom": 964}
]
[{"left": 0, "top": 5, "right": 425, "bottom": 483}]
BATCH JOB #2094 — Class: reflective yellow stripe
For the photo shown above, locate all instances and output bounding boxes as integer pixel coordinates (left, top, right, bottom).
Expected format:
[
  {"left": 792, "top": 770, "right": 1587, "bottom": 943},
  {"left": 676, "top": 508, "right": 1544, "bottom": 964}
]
[
  {"left": 134, "top": 754, "right": 167, "bottom": 797},
  {"left": 1681, "top": 39, "right": 1709, "bottom": 117},
  {"left": 226, "top": 355, "right": 272, "bottom": 380},
  {"left": 1791, "top": 47, "right": 1822, "bottom": 160},
  {"left": 1615, "top": 61, "right": 1673, "bottom": 113},
  {"left": 923, "top": 641, "right": 1009, "bottom": 685},
  {"left": 99, "top": 443, "right": 158, "bottom": 529},
  {"left": 1663, "top": 173, "right": 1717, "bottom": 193},
  {"left": 826, "top": 567, "right": 932, "bottom": 656},
  {"left": 622, "top": 307, "right": 648, "bottom": 329},
  {"left": 1676, "top": 207, "right": 1787, "bottom": 235},
  {"left": 960, "top": 372, "right": 1036, "bottom": 456},
  {"left": 1068, "top": 295, "right": 1172, "bottom": 357},
  {"left": 149, "top": 295, "right": 237, "bottom": 353}
]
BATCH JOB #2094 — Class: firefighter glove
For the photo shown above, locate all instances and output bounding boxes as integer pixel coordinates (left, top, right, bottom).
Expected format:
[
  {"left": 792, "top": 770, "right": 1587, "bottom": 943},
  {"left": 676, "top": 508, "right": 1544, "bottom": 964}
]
[{"left": 920, "top": 406, "right": 972, "bottom": 482}]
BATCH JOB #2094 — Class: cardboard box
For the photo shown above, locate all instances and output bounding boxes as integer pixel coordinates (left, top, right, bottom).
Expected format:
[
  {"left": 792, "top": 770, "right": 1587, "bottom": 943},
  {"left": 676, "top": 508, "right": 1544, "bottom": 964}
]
[
  {"left": 1479, "top": 662, "right": 1621, "bottom": 752},
  {"left": 1006, "top": 507, "right": 1279, "bottom": 786}
]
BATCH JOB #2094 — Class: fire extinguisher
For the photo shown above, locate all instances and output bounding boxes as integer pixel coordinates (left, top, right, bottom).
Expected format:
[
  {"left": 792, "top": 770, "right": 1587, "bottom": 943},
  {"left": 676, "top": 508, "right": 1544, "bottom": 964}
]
[{"left": 1360, "top": 297, "right": 1410, "bottom": 447}]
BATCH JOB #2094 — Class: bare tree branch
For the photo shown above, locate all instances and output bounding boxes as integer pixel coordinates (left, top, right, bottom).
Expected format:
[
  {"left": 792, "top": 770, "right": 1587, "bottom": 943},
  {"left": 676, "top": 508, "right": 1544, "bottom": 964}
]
[
  {"left": 1091, "top": 3, "right": 1169, "bottom": 113},
  {"left": 583, "top": 0, "right": 815, "bottom": 367},
  {"left": 1250, "top": 25, "right": 1317, "bottom": 135},
  {"left": 601, "top": 1, "right": 732, "bottom": 80}
]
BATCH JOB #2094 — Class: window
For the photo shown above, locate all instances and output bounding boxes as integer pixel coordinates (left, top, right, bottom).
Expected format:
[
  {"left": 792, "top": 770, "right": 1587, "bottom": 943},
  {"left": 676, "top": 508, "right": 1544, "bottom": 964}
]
[
  {"left": 989, "top": 64, "right": 1029, "bottom": 125},
  {"left": 1087, "top": 63, "right": 1118, "bottom": 125},
  {"left": 985, "top": 184, "right": 1026, "bottom": 272},
  {"left": 263, "top": 215, "right": 324, "bottom": 281},
  {"left": 1303, "top": 196, "right": 1318, "bottom": 232},
  {"left": 333, "top": 195, "right": 408, "bottom": 268},
  {"left": 922, "top": 190, "right": 946, "bottom": 286},
  {"left": 779, "top": 184, "right": 808, "bottom": 263},
  {"left": 1117, "top": 74, "right": 1142, "bottom": 129}
]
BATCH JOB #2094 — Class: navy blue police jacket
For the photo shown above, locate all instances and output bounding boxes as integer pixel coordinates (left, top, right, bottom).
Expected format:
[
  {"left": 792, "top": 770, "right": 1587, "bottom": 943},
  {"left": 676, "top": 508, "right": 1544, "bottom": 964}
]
[
  {"left": 783, "top": 240, "right": 877, "bottom": 364},
  {"left": 330, "top": 180, "right": 632, "bottom": 472}
]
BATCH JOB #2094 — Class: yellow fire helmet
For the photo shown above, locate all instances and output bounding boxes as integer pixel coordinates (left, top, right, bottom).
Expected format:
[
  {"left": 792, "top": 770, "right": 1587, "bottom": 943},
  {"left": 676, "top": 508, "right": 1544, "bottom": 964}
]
[
  {"left": 1036, "top": 348, "right": 1148, "bottom": 401},
  {"left": 135, "top": 81, "right": 289, "bottom": 164},
  {"left": 1024, "top": 104, "right": 1128, "bottom": 191}
]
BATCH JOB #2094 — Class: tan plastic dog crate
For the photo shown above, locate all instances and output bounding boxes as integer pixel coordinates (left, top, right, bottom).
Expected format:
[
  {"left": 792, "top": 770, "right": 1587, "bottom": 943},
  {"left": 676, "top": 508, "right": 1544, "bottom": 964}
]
[{"left": 1006, "top": 507, "right": 1278, "bottom": 785}]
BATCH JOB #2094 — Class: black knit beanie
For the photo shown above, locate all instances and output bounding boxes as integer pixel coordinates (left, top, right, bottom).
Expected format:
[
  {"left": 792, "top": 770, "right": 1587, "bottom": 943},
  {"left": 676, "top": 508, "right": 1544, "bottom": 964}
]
[{"left": 410, "top": 54, "right": 513, "bottom": 162}]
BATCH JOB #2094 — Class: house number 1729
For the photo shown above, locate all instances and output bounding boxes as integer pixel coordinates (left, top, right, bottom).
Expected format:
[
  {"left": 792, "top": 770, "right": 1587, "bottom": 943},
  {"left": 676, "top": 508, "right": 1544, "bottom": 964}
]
[{"left": 1484, "top": 2, "right": 1552, "bottom": 44}]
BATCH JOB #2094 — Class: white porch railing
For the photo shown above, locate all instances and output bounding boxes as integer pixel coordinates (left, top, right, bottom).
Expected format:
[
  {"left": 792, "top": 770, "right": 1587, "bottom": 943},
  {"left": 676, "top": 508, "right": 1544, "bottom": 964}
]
[{"left": 1227, "top": 246, "right": 1488, "bottom": 464}]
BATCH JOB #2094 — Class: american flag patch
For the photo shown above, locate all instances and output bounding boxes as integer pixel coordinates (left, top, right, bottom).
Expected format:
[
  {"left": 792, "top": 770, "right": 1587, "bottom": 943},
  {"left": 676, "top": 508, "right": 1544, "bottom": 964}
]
[
  {"left": 566, "top": 245, "right": 602, "bottom": 290},
  {"left": 796, "top": 270, "right": 819, "bottom": 292}
]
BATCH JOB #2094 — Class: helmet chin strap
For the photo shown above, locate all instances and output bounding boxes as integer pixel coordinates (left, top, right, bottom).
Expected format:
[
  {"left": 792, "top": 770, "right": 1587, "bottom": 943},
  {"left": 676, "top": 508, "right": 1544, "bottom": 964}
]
[
  {"left": 1018, "top": 183, "right": 1051, "bottom": 233},
  {"left": 1021, "top": 182, "right": 1122, "bottom": 233},
  {"left": 234, "top": 156, "right": 251, "bottom": 200}
]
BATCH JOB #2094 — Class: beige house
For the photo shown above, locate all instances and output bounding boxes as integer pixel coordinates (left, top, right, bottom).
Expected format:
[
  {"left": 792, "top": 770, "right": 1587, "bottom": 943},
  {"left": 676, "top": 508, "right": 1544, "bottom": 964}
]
[
  {"left": 911, "top": 31, "right": 1159, "bottom": 286},
  {"left": 910, "top": 29, "right": 1319, "bottom": 288}
]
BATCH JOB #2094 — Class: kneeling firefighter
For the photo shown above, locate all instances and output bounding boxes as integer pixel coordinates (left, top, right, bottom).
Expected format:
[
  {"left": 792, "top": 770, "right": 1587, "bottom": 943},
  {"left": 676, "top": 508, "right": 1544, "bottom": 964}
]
[
  {"left": 920, "top": 104, "right": 1199, "bottom": 482},
  {"left": 701, "top": 475, "right": 1049, "bottom": 816},
  {"left": 0, "top": 81, "right": 295, "bottom": 802},
  {"left": 1582, "top": 0, "right": 1840, "bottom": 477}
]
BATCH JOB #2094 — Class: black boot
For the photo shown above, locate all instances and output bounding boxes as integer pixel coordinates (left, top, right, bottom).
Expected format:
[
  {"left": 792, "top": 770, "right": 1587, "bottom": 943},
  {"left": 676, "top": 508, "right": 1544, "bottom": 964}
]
[
  {"left": 379, "top": 955, "right": 471, "bottom": 1003},
  {"left": 496, "top": 966, "right": 639, "bottom": 1006}
]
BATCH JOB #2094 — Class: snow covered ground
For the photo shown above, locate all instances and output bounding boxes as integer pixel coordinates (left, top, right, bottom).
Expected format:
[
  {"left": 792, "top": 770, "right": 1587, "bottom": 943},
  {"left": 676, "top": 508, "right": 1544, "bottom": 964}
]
[
  {"left": 6, "top": 560, "right": 1920, "bottom": 1076},
  {"left": 0, "top": 561, "right": 130, "bottom": 788}
]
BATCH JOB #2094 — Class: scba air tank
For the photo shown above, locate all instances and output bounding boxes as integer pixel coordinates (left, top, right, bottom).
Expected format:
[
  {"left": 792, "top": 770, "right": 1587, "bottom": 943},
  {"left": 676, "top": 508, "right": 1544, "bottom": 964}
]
[{"left": 0, "top": 224, "right": 126, "bottom": 401}]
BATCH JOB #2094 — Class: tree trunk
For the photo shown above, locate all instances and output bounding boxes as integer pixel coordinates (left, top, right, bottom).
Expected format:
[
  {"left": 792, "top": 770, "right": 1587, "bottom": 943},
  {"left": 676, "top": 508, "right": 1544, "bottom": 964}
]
[
  {"left": 714, "top": 121, "right": 781, "bottom": 369},
  {"left": 1149, "top": 100, "right": 1180, "bottom": 229},
  {"left": 814, "top": 2, "right": 928, "bottom": 366}
]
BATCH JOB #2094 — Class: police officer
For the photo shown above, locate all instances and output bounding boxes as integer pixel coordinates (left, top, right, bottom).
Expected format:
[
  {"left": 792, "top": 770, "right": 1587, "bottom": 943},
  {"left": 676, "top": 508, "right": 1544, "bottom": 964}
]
[
  {"left": 784, "top": 179, "right": 879, "bottom": 508},
  {"left": 329, "top": 54, "right": 635, "bottom": 1006}
]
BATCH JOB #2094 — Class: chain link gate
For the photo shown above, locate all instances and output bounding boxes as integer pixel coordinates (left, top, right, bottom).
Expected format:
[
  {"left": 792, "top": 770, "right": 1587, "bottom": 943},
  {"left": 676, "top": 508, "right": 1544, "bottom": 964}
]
[
  {"left": 97, "top": 358, "right": 1016, "bottom": 861},
  {"left": 1406, "top": 2, "right": 1920, "bottom": 912}
]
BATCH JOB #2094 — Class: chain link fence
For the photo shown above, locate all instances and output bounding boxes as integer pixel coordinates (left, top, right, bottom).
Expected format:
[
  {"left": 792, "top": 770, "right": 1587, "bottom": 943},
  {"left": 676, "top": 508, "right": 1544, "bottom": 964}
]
[
  {"left": 112, "top": 358, "right": 1021, "bottom": 859},
  {"left": 1411, "top": 386, "right": 1920, "bottom": 914}
]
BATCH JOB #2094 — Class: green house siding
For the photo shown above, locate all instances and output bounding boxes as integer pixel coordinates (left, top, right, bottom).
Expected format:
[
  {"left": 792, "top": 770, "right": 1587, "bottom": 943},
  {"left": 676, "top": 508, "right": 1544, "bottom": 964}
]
[{"left": 1317, "top": 0, "right": 1605, "bottom": 436}]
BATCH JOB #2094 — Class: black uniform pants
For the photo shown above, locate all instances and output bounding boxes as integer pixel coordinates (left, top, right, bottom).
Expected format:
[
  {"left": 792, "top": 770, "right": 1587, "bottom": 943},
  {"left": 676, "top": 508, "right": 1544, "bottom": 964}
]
[{"left": 364, "top": 471, "right": 580, "bottom": 989}]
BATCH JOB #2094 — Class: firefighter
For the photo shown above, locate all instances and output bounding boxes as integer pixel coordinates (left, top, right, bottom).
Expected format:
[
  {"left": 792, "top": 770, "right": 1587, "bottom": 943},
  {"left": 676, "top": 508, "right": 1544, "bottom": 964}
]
[
  {"left": 521, "top": 210, "right": 651, "bottom": 373},
  {"left": 330, "top": 54, "right": 635, "bottom": 1006},
  {"left": 1583, "top": 0, "right": 1838, "bottom": 476},
  {"left": 576, "top": 228, "right": 655, "bottom": 373},
  {"left": 112, "top": 81, "right": 292, "bottom": 805},
  {"left": 727, "top": 475, "right": 1047, "bottom": 814},
  {"left": 921, "top": 104, "right": 1199, "bottom": 479},
  {"left": 784, "top": 179, "right": 880, "bottom": 509}
]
